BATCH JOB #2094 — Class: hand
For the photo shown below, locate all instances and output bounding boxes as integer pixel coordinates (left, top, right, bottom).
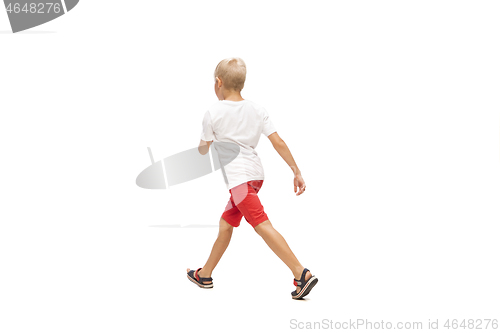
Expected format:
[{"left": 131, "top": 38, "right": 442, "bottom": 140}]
[{"left": 294, "top": 174, "right": 306, "bottom": 196}]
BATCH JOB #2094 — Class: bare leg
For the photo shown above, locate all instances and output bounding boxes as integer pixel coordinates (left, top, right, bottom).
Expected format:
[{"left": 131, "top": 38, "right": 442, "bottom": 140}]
[
  {"left": 186, "top": 217, "right": 233, "bottom": 284},
  {"left": 254, "top": 220, "right": 311, "bottom": 292}
]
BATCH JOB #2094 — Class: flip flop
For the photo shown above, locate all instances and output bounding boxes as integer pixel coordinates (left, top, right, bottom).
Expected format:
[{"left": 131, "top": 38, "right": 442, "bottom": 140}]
[
  {"left": 291, "top": 268, "right": 318, "bottom": 299},
  {"left": 187, "top": 268, "right": 213, "bottom": 288}
]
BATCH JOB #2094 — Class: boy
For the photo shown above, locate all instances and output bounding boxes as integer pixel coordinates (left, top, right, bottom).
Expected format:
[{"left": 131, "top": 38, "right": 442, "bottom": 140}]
[{"left": 186, "top": 57, "right": 318, "bottom": 299}]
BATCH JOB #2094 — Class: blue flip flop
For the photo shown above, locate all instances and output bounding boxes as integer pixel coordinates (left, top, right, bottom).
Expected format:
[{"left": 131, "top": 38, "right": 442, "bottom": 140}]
[
  {"left": 291, "top": 268, "right": 318, "bottom": 299},
  {"left": 187, "top": 268, "right": 213, "bottom": 288}
]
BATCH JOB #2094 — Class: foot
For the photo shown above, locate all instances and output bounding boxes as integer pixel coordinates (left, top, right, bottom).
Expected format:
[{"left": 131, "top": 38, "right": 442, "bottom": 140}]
[
  {"left": 291, "top": 268, "right": 318, "bottom": 300},
  {"left": 186, "top": 268, "right": 212, "bottom": 284},
  {"left": 295, "top": 270, "right": 312, "bottom": 293}
]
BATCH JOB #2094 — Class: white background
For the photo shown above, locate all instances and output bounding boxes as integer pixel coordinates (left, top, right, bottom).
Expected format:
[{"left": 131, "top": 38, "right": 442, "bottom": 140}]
[{"left": 1, "top": 1, "right": 499, "bottom": 332}]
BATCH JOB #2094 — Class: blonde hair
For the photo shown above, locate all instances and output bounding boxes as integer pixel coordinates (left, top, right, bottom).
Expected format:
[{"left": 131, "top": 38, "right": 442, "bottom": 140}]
[{"left": 214, "top": 57, "right": 247, "bottom": 92}]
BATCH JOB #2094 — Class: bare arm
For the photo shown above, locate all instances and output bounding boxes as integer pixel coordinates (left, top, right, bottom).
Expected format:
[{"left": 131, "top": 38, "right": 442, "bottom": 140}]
[
  {"left": 198, "top": 139, "right": 212, "bottom": 155},
  {"left": 268, "top": 132, "right": 306, "bottom": 195}
]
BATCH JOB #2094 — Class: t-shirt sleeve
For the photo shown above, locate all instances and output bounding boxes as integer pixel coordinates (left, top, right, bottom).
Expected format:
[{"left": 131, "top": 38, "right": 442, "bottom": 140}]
[
  {"left": 262, "top": 108, "right": 277, "bottom": 137},
  {"left": 200, "top": 111, "right": 215, "bottom": 141}
]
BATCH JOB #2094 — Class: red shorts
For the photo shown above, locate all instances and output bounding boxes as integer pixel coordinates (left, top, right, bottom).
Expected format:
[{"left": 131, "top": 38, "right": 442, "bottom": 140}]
[{"left": 221, "top": 180, "right": 269, "bottom": 228}]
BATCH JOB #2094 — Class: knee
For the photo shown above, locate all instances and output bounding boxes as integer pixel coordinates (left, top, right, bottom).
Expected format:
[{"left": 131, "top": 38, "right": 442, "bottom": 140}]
[
  {"left": 219, "top": 224, "right": 233, "bottom": 235},
  {"left": 254, "top": 220, "right": 271, "bottom": 236},
  {"left": 219, "top": 218, "right": 234, "bottom": 233}
]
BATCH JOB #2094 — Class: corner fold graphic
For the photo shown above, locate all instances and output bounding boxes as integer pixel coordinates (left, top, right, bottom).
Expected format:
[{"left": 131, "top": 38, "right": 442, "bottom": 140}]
[
  {"left": 3, "top": 0, "right": 79, "bottom": 33},
  {"left": 64, "top": 0, "right": 78, "bottom": 11}
]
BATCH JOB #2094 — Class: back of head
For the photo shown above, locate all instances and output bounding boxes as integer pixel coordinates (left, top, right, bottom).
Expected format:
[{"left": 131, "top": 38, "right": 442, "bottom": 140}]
[{"left": 214, "top": 57, "right": 247, "bottom": 92}]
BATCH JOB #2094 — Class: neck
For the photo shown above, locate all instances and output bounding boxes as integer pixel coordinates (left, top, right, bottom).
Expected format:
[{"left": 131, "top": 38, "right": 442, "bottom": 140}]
[{"left": 222, "top": 89, "right": 244, "bottom": 101}]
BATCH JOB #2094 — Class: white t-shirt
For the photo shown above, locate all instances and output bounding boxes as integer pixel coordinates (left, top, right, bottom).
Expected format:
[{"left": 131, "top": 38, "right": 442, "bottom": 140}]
[{"left": 200, "top": 99, "right": 277, "bottom": 190}]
